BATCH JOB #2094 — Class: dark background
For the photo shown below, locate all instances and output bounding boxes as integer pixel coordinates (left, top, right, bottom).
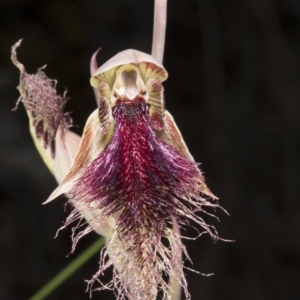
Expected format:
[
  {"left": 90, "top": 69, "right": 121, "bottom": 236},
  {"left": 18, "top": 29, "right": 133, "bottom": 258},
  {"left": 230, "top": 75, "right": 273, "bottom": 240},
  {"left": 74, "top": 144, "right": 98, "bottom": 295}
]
[{"left": 1, "top": 0, "right": 300, "bottom": 299}]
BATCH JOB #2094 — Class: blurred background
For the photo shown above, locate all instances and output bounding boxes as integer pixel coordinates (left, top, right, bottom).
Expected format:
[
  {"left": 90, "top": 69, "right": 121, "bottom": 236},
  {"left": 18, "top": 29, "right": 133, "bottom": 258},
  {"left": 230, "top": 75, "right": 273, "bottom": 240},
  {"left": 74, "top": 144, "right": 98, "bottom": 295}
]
[{"left": 1, "top": 0, "right": 300, "bottom": 299}]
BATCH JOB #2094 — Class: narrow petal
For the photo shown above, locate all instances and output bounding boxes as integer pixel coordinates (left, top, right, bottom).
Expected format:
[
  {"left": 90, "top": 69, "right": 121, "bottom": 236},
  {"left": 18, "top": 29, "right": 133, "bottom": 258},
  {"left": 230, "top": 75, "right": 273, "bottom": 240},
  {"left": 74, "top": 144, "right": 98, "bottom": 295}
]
[
  {"left": 158, "top": 111, "right": 218, "bottom": 199},
  {"left": 90, "top": 48, "right": 101, "bottom": 106},
  {"left": 90, "top": 48, "right": 101, "bottom": 76},
  {"left": 45, "top": 108, "right": 114, "bottom": 203},
  {"left": 54, "top": 129, "right": 81, "bottom": 183},
  {"left": 11, "top": 40, "right": 71, "bottom": 162}
]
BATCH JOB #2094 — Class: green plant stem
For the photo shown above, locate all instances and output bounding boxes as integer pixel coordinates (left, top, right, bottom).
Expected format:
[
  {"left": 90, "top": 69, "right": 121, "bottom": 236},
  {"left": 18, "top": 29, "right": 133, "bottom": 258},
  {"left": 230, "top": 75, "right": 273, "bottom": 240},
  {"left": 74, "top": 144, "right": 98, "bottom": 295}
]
[{"left": 29, "top": 237, "right": 105, "bottom": 300}]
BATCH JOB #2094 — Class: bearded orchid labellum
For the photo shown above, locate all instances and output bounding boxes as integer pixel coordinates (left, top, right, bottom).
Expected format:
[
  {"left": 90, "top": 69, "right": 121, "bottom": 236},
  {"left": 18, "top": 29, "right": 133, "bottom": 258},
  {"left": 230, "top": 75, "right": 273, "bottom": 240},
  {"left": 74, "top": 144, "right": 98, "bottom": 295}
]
[
  {"left": 45, "top": 50, "right": 221, "bottom": 299},
  {"left": 11, "top": 7, "right": 224, "bottom": 300}
]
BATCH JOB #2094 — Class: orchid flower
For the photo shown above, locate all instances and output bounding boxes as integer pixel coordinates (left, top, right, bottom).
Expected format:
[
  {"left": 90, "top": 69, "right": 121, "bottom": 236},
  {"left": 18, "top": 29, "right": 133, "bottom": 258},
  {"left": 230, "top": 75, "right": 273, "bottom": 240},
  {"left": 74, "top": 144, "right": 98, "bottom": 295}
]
[{"left": 11, "top": 1, "right": 225, "bottom": 299}]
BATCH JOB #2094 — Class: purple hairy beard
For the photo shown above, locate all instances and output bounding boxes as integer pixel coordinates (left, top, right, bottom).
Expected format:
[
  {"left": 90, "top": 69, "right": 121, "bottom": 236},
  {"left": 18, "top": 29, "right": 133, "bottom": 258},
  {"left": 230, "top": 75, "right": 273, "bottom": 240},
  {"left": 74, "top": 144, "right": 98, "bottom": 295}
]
[
  {"left": 72, "top": 97, "right": 205, "bottom": 241},
  {"left": 69, "top": 97, "right": 219, "bottom": 299}
]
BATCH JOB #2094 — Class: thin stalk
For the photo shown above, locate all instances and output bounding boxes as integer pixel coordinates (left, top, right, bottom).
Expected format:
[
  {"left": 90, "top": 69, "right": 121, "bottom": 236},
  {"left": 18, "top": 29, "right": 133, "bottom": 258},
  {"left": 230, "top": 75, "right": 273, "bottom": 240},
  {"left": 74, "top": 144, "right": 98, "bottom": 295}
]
[
  {"left": 29, "top": 237, "right": 105, "bottom": 300},
  {"left": 152, "top": 2, "right": 182, "bottom": 299},
  {"left": 151, "top": 0, "right": 168, "bottom": 63}
]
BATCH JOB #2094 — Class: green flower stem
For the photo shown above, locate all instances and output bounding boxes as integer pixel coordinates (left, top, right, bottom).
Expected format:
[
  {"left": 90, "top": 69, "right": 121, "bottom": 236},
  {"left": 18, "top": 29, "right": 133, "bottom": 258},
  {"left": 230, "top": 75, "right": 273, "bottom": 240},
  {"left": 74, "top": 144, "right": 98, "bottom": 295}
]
[{"left": 29, "top": 237, "right": 105, "bottom": 300}]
